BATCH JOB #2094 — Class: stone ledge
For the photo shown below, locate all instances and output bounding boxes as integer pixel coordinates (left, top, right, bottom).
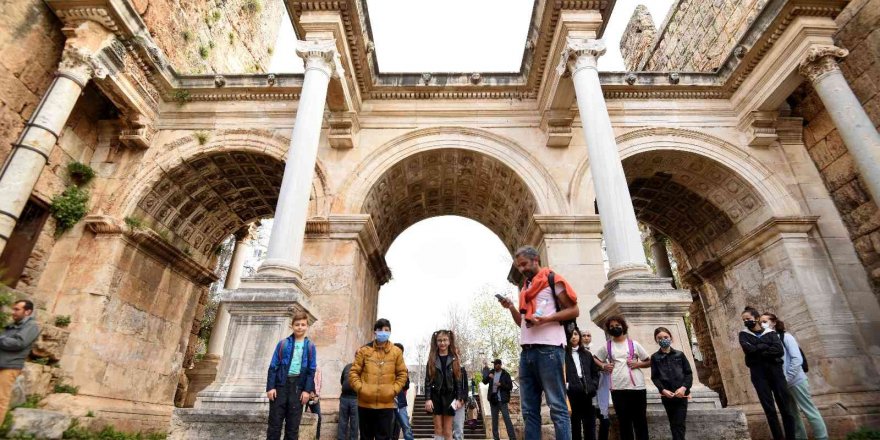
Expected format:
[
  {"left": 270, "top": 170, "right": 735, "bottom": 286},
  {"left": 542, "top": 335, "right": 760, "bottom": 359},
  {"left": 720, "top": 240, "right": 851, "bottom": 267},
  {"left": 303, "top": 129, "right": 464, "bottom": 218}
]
[{"left": 169, "top": 408, "right": 316, "bottom": 440}]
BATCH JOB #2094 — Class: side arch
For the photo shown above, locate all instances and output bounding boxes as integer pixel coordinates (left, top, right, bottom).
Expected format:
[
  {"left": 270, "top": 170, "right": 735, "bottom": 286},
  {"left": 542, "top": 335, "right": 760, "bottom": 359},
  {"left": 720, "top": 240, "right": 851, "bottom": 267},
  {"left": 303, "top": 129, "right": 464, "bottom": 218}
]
[
  {"left": 569, "top": 127, "right": 802, "bottom": 218},
  {"left": 112, "top": 128, "right": 331, "bottom": 220}
]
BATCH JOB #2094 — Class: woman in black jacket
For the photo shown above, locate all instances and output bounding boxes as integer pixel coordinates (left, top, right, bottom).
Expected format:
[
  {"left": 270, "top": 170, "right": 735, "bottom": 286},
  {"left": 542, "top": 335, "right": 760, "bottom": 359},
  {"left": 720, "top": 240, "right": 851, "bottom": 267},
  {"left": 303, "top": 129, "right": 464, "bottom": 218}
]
[
  {"left": 739, "top": 306, "right": 796, "bottom": 440},
  {"left": 566, "top": 327, "right": 599, "bottom": 440},
  {"left": 650, "top": 327, "right": 692, "bottom": 440},
  {"left": 424, "top": 330, "right": 466, "bottom": 440}
]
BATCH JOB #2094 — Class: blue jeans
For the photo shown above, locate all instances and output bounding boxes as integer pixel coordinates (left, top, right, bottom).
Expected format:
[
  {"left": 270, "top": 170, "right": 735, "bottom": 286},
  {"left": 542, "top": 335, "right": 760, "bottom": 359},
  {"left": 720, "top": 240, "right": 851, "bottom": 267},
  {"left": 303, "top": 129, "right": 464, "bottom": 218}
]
[
  {"left": 392, "top": 405, "right": 414, "bottom": 440},
  {"left": 337, "top": 396, "right": 359, "bottom": 440},
  {"left": 519, "top": 345, "right": 570, "bottom": 440}
]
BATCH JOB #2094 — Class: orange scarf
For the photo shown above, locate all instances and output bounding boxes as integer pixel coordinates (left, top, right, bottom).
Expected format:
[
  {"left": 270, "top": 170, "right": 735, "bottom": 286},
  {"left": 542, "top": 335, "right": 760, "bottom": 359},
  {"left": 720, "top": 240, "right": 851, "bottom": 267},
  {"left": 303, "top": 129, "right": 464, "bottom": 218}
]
[{"left": 518, "top": 267, "right": 577, "bottom": 320}]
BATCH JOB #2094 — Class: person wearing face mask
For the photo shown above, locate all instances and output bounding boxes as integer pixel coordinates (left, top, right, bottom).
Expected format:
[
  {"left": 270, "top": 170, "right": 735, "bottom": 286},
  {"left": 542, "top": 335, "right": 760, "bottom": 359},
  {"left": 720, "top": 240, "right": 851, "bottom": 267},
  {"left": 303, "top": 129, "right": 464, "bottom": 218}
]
[
  {"left": 592, "top": 316, "right": 651, "bottom": 440},
  {"left": 650, "top": 327, "right": 692, "bottom": 440},
  {"left": 761, "top": 313, "right": 828, "bottom": 440},
  {"left": 739, "top": 307, "right": 796, "bottom": 440},
  {"left": 350, "top": 318, "right": 409, "bottom": 440}
]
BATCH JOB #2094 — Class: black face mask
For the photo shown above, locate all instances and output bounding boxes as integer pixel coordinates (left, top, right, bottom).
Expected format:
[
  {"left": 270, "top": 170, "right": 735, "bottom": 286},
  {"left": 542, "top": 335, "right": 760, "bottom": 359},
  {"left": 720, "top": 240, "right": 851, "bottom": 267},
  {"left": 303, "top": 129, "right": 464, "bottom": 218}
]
[
  {"left": 743, "top": 320, "right": 757, "bottom": 329},
  {"left": 609, "top": 327, "right": 624, "bottom": 337}
]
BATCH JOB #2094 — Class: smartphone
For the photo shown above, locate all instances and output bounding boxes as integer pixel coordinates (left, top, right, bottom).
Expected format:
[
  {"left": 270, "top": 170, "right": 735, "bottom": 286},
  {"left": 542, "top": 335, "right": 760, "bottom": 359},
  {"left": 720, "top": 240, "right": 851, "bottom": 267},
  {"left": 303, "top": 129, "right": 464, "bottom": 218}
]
[{"left": 494, "top": 294, "right": 506, "bottom": 301}]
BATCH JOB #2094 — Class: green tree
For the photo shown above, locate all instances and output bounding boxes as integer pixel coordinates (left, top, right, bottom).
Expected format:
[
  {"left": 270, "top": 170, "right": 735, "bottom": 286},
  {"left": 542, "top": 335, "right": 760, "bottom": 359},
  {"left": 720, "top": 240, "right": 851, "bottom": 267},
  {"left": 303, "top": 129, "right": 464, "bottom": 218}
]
[{"left": 468, "top": 285, "right": 520, "bottom": 376}]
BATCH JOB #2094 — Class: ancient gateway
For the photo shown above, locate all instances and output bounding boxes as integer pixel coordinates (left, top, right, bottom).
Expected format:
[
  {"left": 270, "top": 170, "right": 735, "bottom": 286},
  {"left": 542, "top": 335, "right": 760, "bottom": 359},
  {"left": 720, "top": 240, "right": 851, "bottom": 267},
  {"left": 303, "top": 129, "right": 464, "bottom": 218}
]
[{"left": 1, "top": 0, "right": 879, "bottom": 438}]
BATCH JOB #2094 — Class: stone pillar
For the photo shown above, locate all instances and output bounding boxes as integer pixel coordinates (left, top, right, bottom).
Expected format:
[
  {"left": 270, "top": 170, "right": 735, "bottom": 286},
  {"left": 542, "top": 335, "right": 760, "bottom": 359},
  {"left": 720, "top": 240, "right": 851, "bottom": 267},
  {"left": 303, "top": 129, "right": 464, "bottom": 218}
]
[
  {"left": 798, "top": 45, "right": 880, "bottom": 204},
  {"left": 258, "top": 39, "right": 341, "bottom": 278},
  {"left": 561, "top": 38, "right": 651, "bottom": 281},
  {"left": 648, "top": 230, "right": 676, "bottom": 287},
  {"left": 0, "top": 21, "right": 113, "bottom": 254}
]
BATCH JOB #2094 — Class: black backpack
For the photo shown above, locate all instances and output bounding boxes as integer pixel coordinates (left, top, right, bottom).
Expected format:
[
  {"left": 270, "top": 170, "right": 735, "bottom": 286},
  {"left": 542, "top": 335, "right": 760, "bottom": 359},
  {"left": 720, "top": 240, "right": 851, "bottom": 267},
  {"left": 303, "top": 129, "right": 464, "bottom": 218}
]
[
  {"left": 548, "top": 271, "right": 578, "bottom": 337},
  {"left": 779, "top": 330, "right": 809, "bottom": 373}
]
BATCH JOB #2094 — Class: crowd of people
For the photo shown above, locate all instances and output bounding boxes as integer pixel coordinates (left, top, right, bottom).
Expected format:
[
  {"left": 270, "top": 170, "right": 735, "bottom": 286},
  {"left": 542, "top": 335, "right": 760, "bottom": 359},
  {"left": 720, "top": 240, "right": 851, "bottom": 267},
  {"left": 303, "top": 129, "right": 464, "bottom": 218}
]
[{"left": 262, "top": 246, "right": 829, "bottom": 440}]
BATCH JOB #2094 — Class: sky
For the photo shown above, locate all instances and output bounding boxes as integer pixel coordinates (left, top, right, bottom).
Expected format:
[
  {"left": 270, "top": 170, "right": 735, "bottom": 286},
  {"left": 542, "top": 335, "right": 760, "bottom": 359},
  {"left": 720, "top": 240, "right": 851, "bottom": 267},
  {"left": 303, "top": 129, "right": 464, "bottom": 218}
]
[
  {"left": 269, "top": 0, "right": 676, "bottom": 73},
  {"left": 265, "top": 1, "right": 674, "bottom": 363}
]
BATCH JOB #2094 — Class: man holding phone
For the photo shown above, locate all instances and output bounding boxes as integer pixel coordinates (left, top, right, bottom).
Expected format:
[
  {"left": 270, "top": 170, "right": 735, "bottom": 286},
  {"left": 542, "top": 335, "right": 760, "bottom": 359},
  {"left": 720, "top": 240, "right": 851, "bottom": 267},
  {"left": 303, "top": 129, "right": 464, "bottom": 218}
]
[
  {"left": 481, "top": 359, "right": 516, "bottom": 440},
  {"left": 497, "top": 246, "right": 579, "bottom": 440}
]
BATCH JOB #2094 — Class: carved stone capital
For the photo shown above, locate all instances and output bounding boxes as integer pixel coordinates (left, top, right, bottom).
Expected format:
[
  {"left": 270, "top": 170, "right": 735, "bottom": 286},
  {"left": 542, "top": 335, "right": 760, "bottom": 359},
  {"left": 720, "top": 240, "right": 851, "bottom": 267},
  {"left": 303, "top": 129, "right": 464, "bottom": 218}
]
[
  {"left": 59, "top": 45, "right": 109, "bottom": 84},
  {"left": 295, "top": 39, "right": 343, "bottom": 79},
  {"left": 798, "top": 45, "right": 849, "bottom": 83},
  {"left": 557, "top": 38, "right": 606, "bottom": 76}
]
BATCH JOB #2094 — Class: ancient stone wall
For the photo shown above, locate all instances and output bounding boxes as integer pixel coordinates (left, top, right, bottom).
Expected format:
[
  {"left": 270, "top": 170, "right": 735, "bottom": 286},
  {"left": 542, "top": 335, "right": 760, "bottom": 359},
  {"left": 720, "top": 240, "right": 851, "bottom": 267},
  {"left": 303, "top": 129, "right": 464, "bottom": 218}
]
[
  {"left": 0, "top": 0, "right": 64, "bottom": 168},
  {"left": 132, "top": 0, "right": 284, "bottom": 74},
  {"left": 621, "top": 0, "right": 764, "bottom": 72},
  {"left": 789, "top": 0, "right": 880, "bottom": 297},
  {"left": 619, "top": 5, "right": 656, "bottom": 72}
]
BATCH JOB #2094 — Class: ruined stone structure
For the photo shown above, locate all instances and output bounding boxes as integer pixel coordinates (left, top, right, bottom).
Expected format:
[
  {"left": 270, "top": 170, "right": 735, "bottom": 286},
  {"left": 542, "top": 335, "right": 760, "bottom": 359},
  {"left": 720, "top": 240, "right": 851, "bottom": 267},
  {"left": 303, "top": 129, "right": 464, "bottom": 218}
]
[{"left": 1, "top": 0, "right": 879, "bottom": 438}]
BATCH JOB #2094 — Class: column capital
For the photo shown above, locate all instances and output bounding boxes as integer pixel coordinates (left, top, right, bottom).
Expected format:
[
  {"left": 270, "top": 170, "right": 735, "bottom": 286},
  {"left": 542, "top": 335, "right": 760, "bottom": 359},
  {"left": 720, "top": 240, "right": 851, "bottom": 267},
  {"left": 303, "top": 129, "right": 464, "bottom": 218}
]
[
  {"left": 295, "top": 39, "right": 343, "bottom": 79},
  {"left": 557, "top": 38, "right": 606, "bottom": 76},
  {"left": 798, "top": 45, "right": 849, "bottom": 84},
  {"left": 58, "top": 20, "right": 116, "bottom": 85}
]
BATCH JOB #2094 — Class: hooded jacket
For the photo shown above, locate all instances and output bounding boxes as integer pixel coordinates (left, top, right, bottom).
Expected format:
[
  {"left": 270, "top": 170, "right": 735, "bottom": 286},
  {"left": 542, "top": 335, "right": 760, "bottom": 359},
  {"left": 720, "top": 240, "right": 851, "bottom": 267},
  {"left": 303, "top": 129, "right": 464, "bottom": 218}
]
[
  {"left": 349, "top": 340, "right": 408, "bottom": 409},
  {"left": 738, "top": 328, "right": 784, "bottom": 369}
]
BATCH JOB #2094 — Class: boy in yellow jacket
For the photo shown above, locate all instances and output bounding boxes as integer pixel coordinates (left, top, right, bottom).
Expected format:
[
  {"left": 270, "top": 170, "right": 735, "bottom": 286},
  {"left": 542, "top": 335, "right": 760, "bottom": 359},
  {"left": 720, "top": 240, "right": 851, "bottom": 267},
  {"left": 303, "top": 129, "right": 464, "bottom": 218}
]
[{"left": 349, "top": 318, "right": 408, "bottom": 440}]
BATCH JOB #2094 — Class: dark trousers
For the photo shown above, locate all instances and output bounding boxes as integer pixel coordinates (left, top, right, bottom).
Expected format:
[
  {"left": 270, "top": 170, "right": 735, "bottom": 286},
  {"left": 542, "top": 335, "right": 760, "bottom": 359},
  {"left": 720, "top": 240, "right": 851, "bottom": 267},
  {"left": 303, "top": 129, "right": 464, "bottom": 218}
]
[
  {"left": 267, "top": 378, "right": 304, "bottom": 440},
  {"left": 661, "top": 397, "right": 688, "bottom": 440},
  {"left": 358, "top": 407, "right": 395, "bottom": 440},
  {"left": 337, "top": 397, "right": 359, "bottom": 440},
  {"left": 750, "top": 364, "right": 797, "bottom": 440},
  {"left": 307, "top": 400, "right": 322, "bottom": 440},
  {"left": 598, "top": 412, "right": 610, "bottom": 440},
  {"left": 569, "top": 392, "right": 596, "bottom": 440},
  {"left": 611, "top": 389, "right": 648, "bottom": 440},
  {"left": 490, "top": 401, "right": 517, "bottom": 440}
]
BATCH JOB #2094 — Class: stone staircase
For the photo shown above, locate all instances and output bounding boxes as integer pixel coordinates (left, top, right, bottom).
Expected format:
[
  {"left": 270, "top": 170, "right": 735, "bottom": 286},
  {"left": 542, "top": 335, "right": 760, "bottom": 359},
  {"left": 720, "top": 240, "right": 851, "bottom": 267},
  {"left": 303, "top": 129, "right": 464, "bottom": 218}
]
[{"left": 411, "top": 395, "right": 487, "bottom": 439}]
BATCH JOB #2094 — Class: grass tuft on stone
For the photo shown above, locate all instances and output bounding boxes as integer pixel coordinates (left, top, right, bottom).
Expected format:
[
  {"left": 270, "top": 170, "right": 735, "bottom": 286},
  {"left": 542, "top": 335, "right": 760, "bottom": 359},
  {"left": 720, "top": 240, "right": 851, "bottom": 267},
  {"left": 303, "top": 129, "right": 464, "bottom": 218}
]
[
  {"left": 50, "top": 186, "right": 90, "bottom": 235},
  {"left": 55, "top": 315, "right": 72, "bottom": 327}
]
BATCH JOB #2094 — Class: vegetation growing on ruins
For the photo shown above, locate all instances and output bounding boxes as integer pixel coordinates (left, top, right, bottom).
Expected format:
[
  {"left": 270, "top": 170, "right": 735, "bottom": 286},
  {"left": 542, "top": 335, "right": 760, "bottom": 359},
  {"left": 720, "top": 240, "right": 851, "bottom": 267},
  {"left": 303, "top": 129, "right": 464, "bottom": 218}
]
[
  {"left": 50, "top": 186, "right": 90, "bottom": 235},
  {"left": 55, "top": 315, "right": 71, "bottom": 327},
  {"left": 124, "top": 216, "right": 144, "bottom": 230},
  {"left": 67, "top": 162, "right": 95, "bottom": 186},
  {"left": 193, "top": 131, "right": 210, "bottom": 145},
  {"left": 243, "top": 0, "right": 262, "bottom": 14}
]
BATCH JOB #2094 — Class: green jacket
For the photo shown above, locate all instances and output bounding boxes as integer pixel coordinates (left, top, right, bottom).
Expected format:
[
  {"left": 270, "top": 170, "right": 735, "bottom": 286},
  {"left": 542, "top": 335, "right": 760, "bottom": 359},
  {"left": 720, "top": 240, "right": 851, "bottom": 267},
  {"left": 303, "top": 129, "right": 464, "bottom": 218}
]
[{"left": 0, "top": 316, "right": 41, "bottom": 369}]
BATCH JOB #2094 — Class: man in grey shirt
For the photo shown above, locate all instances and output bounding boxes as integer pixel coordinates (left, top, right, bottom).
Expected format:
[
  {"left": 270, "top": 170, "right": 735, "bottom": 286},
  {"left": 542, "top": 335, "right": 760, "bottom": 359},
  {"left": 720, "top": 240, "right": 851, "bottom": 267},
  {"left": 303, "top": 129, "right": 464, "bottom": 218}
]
[{"left": 0, "top": 300, "right": 41, "bottom": 420}]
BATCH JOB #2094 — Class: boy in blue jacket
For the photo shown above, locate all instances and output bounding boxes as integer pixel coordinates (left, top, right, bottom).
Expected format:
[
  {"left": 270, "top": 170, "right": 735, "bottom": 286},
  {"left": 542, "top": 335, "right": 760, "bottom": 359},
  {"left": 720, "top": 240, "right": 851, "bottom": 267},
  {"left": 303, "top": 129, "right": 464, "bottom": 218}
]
[{"left": 267, "top": 311, "right": 318, "bottom": 440}]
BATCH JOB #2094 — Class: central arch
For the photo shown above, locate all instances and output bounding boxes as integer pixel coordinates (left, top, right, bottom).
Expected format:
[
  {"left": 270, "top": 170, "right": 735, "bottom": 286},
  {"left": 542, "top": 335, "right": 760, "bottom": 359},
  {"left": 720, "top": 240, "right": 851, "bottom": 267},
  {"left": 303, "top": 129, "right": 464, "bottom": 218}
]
[{"left": 339, "top": 127, "right": 568, "bottom": 244}]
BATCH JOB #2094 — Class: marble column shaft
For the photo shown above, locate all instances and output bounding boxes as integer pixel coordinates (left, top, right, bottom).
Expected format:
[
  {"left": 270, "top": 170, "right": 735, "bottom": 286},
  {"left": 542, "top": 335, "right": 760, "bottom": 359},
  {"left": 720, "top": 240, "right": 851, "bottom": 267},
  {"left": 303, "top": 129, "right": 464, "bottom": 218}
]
[
  {"left": 799, "top": 45, "right": 880, "bottom": 204},
  {"left": 0, "top": 22, "right": 112, "bottom": 254},
  {"left": 207, "top": 228, "right": 252, "bottom": 358},
  {"left": 562, "top": 38, "right": 650, "bottom": 280},
  {"left": 259, "top": 40, "right": 341, "bottom": 278}
]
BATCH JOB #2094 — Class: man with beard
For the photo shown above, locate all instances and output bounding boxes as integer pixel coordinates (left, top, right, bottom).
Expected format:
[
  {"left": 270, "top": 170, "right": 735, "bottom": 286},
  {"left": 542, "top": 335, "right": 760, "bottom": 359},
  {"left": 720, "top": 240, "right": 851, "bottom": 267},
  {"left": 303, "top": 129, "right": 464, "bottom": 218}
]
[{"left": 496, "top": 246, "right": 579, "bottom": 439}]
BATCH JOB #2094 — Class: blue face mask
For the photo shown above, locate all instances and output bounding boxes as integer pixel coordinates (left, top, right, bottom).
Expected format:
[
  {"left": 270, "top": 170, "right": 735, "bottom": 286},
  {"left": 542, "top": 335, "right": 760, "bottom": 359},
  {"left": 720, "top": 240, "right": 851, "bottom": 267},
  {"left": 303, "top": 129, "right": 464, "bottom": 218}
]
[
  {"left": 658, "top": 339, "right": 672, "bottom": 349},
  {"left": 376, "top": 331, "right": 390, "bottom": 343}
]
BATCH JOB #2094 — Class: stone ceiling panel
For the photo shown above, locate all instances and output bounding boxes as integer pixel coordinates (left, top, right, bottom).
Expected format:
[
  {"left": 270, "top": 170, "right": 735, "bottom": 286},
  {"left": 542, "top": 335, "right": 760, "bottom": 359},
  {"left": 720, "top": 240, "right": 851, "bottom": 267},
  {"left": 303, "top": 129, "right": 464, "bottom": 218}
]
[
  {"left": 363, "top": 149, "right": 537, "bottom": 253},
  {"left": 136, "top": 151, "right": 314, "bottom": 257}
]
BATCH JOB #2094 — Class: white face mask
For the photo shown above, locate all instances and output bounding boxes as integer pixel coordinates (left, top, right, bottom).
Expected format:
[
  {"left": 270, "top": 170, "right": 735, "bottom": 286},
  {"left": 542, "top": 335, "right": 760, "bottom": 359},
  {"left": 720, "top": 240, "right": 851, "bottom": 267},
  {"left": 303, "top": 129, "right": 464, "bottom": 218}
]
[{"left": 761, "top": 322, "right": 771, "bottom": 330}]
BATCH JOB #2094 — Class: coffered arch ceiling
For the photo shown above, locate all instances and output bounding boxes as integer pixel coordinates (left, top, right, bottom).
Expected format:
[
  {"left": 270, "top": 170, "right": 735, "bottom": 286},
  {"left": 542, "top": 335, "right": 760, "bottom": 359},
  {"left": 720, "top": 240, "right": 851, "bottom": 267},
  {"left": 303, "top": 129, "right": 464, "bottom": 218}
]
[
  {"left": 362, "top": 149, "right": 538, "bottom": 254},
  {"left": 134, "top": 150, "right": 323, "bottom": 258},
  {"left": 623, "top": 150, "right": 767, "bottom": 264}
]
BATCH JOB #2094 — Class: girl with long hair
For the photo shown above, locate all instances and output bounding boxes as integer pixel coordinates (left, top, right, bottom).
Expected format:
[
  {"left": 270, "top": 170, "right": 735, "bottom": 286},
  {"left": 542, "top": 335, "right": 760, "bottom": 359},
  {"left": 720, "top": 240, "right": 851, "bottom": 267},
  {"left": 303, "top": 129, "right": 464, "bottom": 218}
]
[
  {"left": 761, "top": 313, "right": 828, "bottom": 440},
  {"left": 739, "top": 307, "right": 796, "bottom": 440},
  {"left": 424, "top": 330, "right": 465, "bottom": 440},
  {"left": 567, "top": 327, "right": 600, "bottom": 440}
]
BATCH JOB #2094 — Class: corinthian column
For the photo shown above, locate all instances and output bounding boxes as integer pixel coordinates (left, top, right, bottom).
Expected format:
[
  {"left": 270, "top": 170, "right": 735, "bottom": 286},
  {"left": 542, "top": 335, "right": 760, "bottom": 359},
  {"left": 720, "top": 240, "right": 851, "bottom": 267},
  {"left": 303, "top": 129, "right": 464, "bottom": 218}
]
[
  {"left": 0, "top": 21, "right": 113, "bottom": 254},
  {"left": 559, "top": 38, "right": 650, "bottom": 280},
  {"left": 258, "top": 40, "right": 341, "bottom": 278},
  {"left": 799, "top": 45, "right": 880, "bottom": 204}
]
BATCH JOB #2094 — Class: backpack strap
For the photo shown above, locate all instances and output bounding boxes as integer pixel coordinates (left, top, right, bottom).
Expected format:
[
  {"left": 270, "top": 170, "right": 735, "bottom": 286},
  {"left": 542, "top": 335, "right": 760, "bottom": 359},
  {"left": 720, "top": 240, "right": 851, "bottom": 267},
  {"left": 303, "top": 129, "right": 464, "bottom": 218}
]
[
  {"left": 626, "top": 338, "right": 637, "bottom": 387},
  {"left": 276, "top": 338, "right": 288, "bottom": 363}
]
